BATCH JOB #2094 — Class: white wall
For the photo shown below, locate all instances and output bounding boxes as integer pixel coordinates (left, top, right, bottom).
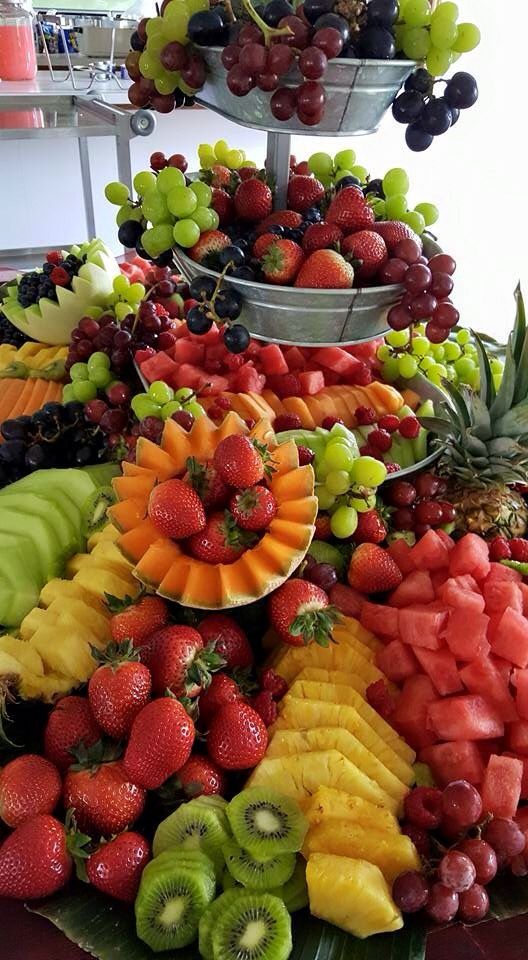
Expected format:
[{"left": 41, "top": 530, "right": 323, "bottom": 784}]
[{"left": 1, "top": 0, "right": 526, "bottom": 337}]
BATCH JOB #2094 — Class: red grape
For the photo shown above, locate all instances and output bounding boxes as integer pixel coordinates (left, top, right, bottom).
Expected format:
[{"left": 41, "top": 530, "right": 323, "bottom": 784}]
[
  {"left": 426, "top": 883, "right": 459, "bottom": 924},
  {"left": 137, "top": 17, "right": 149, "bottom": 40},
  {"left": 404, "top": 264, "right": 432, "bottom": 295},
  {"left": 257, "top": 71, "right": 280, "bottom": 91},
  {"left": 458, "top": 839, "right": 497, "bottom": 885},
  {"left": 392, "top": 507, "right": 415, "bottom": 530},
  {"left": 388, "top": 304, "right": 412, "bottom": 331},
  {"left": 299, "top": 46, "right": 328, "bottom": 79},
  {"left": 305, "top": 562, "right": 338, "bottom": 591},
  {"left": 414, "top": 523, "right": 432, "bottom": 539},
  {"left": 181, "top": 54, "right": 206, "bottom": 89},
  {"left": 392, "top": 871, "right": 429, "bottom": 913},
  {"left": 172, "top": 409, "right": 194, "bottom": 431},
  {"left": 100, "top": 408, "right": 128, "bottom": 434},
  {"left": 482, "top": 818, "right": 525, "bottom": 867},
  {"left": 76, "top": 339, "right": 94, "bottom": 360},
  {"left": 227, "top": 65, "right": 256, "bottom": 96},
  {"left": 278, "top": 15, "right": 310, "bottom": 48},
  {"left": 221, "top": 44, "right": 240, "bottom": 69},
  {"left": 401, "top": 823, "right": 431, "bottom": 858},
  {"left": 143, "top": 314, "right": 161, "bottom": 332},
  {"left": 388, "top": 480, "right": 417, "bottom": 507},
  {"left": 437, "top": 501, "right": 456, "bottom": 523},
  {"left": 270, "top": 86, "right": 297, "bottom": 120},
  {"left": 511, "top": 854, "right": 528, "bottom": 877},
  {"left": 442, "top": 780, "right": 483, "bottom": 829},
  {"left": 84, "top": 399, "right": 108, "bottom": 424},
  {"left": 439, "top": 851, "right": 476, "bottom": 893},
  {"left": 267, "top": 44, "right": 295, "bottom": 75},
  {"left": 168, "top": 154, "right": 187, "bottom": 172},
  {"left": 138, "top": 77, "right": 156, "bottom": 96},
  {"left": 409, "top": 292, "right": 438, "bottom": 320},
  {"left": 297, "top": 108, "right": 323, "bottom": 125},
  {"left": 128, "top": 82, "right": 150, "bottom": 108},
  {"left": 139, "top": 300, "right": 156, "bottom": 319},
  {"left": 429, "top": 253, "right": 456, "bottom": 275},
  {"left": 79, "top": 316, "right": 100, "bottom": 338},
  {"left": 238, "top": 23, "right": 264, "bottom": 45},
  {"left": 238, "top": 42, "right": 267, "bottom": 73},
  {"left": 160, "top": 41, "right": 188, "bottom": 71},
  {"left": 425, "top": 322, "right": 449, "bottom": 343},
  {"left": 415, "top": 473, "right": 440, "bottom": 498},
  {"left": 430, "top": 271, "right": 454, "bottom": 300},
  {"left": 394, "top": 238, "right": 422, "bottom": 265},
  {"left": 159, "top": 331, "right": 178, "bottom": 350},
  {"left": 414, "top": 500, "right": 443, "bottom": 526},
  {"left": 106, "top": 382, "right": 131, "bottom": 406},
  {"left": 150, "top": 93, "right": 176, "bottom": 113},
  {"left": 434, "top": 300, "right": 460, "bottom": 328},
  {"left": 379, "top": 258, "right": 409, "bottom": 285},
  {"left": 156, "top": 279, "right": 175, "bottom": 297},
  {"left": 312, "top": 26, "right": 343, "bottom": 58},
  {"left": 458, "top": 884, "right": 489, "bottom": 923},
  {"left": 404, "top": 786, "right": 443, "bottom": 829},
  {"left": 296, "top": 80, "right": 325, "bottom": 115}
]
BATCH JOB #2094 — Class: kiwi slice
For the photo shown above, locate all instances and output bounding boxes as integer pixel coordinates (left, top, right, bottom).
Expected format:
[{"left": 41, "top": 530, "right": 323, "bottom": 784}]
[
  {"left": 194, "top": 795, "right": 229, "bottom": 813},
  {"left": 222, "top": 867, "right": 240, "bottom": 892},
  {"left": 268, "top": 858, "right": 308, "bottom": 913},
  {"left": 307, "top": 540, "right": 347, "bottom": 578},
  {"left": 199, "top": 890, "right": 240, "bottom": 960},
  {"left": 135, "top": 861, "right": 215, "bottom": 951},
  {"left": 227, "top": 787, "right": 308, "bottom": 860},
  {"left": 211, "top": 892, "right": 292, "bottom": 960},
  {"left": 81, "top": 486, "right": 115, "bottom": 538},
  {"left": 144, "top": 850, "right": 216, "bottom": 887},
  {"left": 153, "top": 800, "right": 230, "bottom": 876},
  {"left": 223, "top": 841, "right": 295, "bottom": 891}
]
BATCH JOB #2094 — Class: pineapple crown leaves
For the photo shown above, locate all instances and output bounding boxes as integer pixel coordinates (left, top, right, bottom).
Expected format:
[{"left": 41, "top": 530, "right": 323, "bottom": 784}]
[
  {"left": 289, "top": 604, "right": 342, "bottom": 648},
  {"left": 69, "top": 738, "right": 123, "bottom": 774},
  {"left": 0, "top": 680, "right": 20, "bottom": 750},
  {"left": 90, "top": 639, "right": 141, "bottom": 670},
  {"left": 252, "top": 438, "right": 277, "bottom": 479},
  {"left": 104, "top": 590, "right": 144, "bottom": 614},
  {"left": 220, "top": 510, "right": 259, "bottom": 550}
]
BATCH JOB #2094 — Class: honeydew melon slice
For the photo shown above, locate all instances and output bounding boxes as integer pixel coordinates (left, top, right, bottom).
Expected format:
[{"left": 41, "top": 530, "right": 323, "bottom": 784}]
[{"left": 0, "top": 535, "right": 41, "bottom": 626}]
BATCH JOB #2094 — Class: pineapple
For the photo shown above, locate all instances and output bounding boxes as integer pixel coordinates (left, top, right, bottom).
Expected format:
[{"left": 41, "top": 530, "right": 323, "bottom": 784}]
[
  {"left": 306, "top": 855, "right": 403, "bottom": 938},
  {"left": 87, "top": 522, "right": 121, "bottom": 550},
  {"left": 19, "top": 607, "right": 53, "bottom": 641},
  {"left": 267, "top": 728, "right": 408, "bottom": 805},
  {"left": 47, "top": 598, "right": 110, "bottom": 645},
  {"left": 0, "top": 635, "right": 44, "bottom": 676},
  {"left": 39, "top": 578, "right": 107, "bottom": 614},
  {"left": 247, "top": 751, "right": 398, "bottom": 813},
  {"left": 296, "top": 666, "right": 368, "bottom": 694},
  {"left": 304, "top": 787, "right": 399, "bottom": 834},
  {"left": 305, "top": 822, "right": 421, "bottom": 884},
  {"left": 423, "top": 287, "right": 528, "bottom": 538},
  {"left": 334, "top": 618, "right": 382, "bottom": 655},
  {"left": 270, "top": 639, "right": 385, "bottom": 687},
  {"left": 72, "top": 566, "right": 140, "bottom": 601},
  {"left": 29, "top": 626, "right": 95, "bottom": 682}
]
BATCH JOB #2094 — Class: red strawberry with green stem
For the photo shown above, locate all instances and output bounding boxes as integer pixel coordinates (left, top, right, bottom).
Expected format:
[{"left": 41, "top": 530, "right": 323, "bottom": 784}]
[
  {"left": 141, "top": 625, "right": 224, "bottom": 697},
  {"left": 172, "top": 755, "right": 226, "bottom": 797},
  {"left": 295, "top": 250, "right": 354, "bottom": 289},
  {"left": 287, "top": 174, "right": 325, "bottom": 212},
  {"left": 63, "top": 744, "right": 146, "bottom": 836},
  {"left": 268, "top": 578, "right": 341, "bottom": 647},
  {"left": 348, "top": 542, "right": 403, "bottom": 593},
  {"left": 326, "top": 186, "right": 375, "bottom": 233},
  {"left": 256, "top": 210, "right": 303, "bottom": 235},
  {"left": 86, "top": 831, "right": 150, "bottom": 903},
  {"left": 234, "top": 178, "right": 273, "bottom": 221},
  {"left": 341, "top": 230, "right": 388, "bottom": 282},
  {"left": 198, "top": 672, "right": 245, "bottom": 727},
  {"left": 230, "top": 485, "right": 278, "bottom": 531},
  {"left": 124, "top": 697, "right": 195, "bottom": 789},
  {"left": 302, "top": 222, "right": 342, "bottom": 254},
  {"left": 43, "top": 696, "right": 100, "bottom": 772},
  {"left": 148, "top": 477, "right": 206, "bottom": 539},
  {"left": 214, "top": 434, "right": 274, "bottom": 487},
  {"left": 353, "top": 509, "right": 388, "bottom": 545},
  {"left": 197, "top": 614, "right": 254, "bottom": 669},
  {"left": 88, "top": 641, "right": 152, "bottom": 740},
  {"left": 188, "top": 230, "right": 231, "bottom": 264},
  {"left": 261, "top": 239, "right": 304, "bottom": 285},
  {"left": 107, "top": 594, "right": 169, "bottom": 647},
  {"left": 372, "top": 220, "right": 421, "bottom": 254},
  {"left": 253, "top": 232, "right": 281, "bottom": 258},
  {"left": 0, "top": 755, "right": 61, "bottom": 828},
  {"left": 211, "top": 188, "right": 234, "bottom": 226},
  {"left": 189, "top": 511, "right": 258, "bottom": 564},
  {"left": 0, "top": 813, "right": 89, "bottom": 900},
  {"left": 185, "top": 457, "right": 230, "bottom": 511},
  {"left": 207, "top": 701, "right": 268, "bottom": 771}
]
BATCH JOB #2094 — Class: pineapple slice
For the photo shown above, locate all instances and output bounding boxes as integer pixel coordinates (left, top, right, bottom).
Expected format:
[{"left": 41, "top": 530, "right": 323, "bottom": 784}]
[
  {"left": 269, "top": 641, "right": 385, "bottom": 687},
  {"left": 19, "top": 607, "right": 56, "bottom": 641},
  {"left": 273, "top": 698, "right": 414, "bottom": 786},
  {"left": 267, "top": 728, "right": 407, "bottom": 805},
  {"left": 20, "top": 671, "right": 77, "bottom": 702},
  {"left": 296, "top": 667, "right": 368, "bottom": 695},
  {"left": 29, "top": 625, "right": 96, "bottom": 682},
  {"left": 0, "top": 635, "right": 44, "bottom": 676},
  {"left": 335, "top": 617, "right": 382, "bottom": 653},
  {"left": 87, "top": 523, "right": 120, "bottom": 550},
  {"left": 39, "top": 578, "right": 107, "bottom": 614},
  {"left": 286, "top": 681, "right": 415, "bottom": 765},
  {"left": 247, "top": 750, "right": 397, "bottom": 813},
  {"left": 304, "top": 787, "right": 399, "bottom": 834},
  {"left": 47, "top": 598, "right": 110, "bottom": 646},
  {"left": 72, "top": 567, "right": 140, "bottom": 602},
  {"left": 306, "top": 854, "right": 403, "bottom": 938},
  {"left": 89, "top": 540, "right": 135, "bottom": 576},
  {"left": 305, "top": 821, "right": 421, "bottom": 884}
]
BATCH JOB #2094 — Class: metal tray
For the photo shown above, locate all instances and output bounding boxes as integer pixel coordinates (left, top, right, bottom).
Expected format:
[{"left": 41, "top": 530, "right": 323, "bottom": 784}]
[{"left": 195, "top": 48, "right": 415, "bottom": 136}]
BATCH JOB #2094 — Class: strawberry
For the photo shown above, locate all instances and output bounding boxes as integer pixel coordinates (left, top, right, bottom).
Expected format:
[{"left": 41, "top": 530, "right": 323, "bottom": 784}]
[
  {"left": 274, "top": 413, "right": 302, "bottom": 432},
  {"left": 209, "top": 163, "right": 238, "bottom": 189},
  {"left": 302, "top": 221, "right": 342, "bottom": 254},
  {"left": 141, "top": 625, "right": 224, "bottom": 697},
  {"left": 260, "top": 667, "right": 288, "bottom": 701},
  {"left": 63, "top": 751, "right": 146, "bottom": 835},
  {"left": 197, "top": 614, "right": 254, "bottom": 669},
  {"left": 347, "top": 542, "right": 403, "bottom": 593},
  {"left": 50, "top": 266, "right": 70, "bottom": 286},
  {"left": 198, "top": 672, "right": 244, "bottom": 726},
  {"left": 261, "top": 239, "right": 304, "bottom": 285},
  {"left": 148, "top": 477, "right": 206, "bottom": 539},
  {"left": 108, "top": 594, "right": 169, "bottom": 647},
  {"left": 0, "top": 755, "right": 61, "bottom": 828},
  {"left": 294, "top": 160, "right": 310, "bottom": 175},
  {"left": 189, "top": 510, "right": 257, "bottom": 564},
  {"left": 266, "top": 373, "right": 301, "bottom": 399},
  {"left": 188, "top": 229, "right": 231, "bottom": 264},
  {"left": 372, "top": 220, "right": 421, "bottom": 254},
  {"left": 252, "top": 232, "right": 277, "bottom": 258},
  {"left": 211, "top": 188, "right": 234, "bottom": 225},
  {"left": 88, "top": 641, "right": 152, "bottom": 739},
  {"left": 353, "top": 509, "right": 388, "bottom": 544},
  {"left": 287, "top": 174, "right": 325, "bottom": 212},
  {"left": 44, "top": 695, "right": 100, "bottom": 771},
  {"left": 294, "top": 250, "right": 354, "bottom": 289},
  {"left": 326, "top": 187, "right": 375, "bottom": 233},
  {"left": 230, "top": 485, "right": 277, "bottom": 531},
  {"left": 268, "top": 578, "right": 340, "bottom": 646},
  {"left": 214, "top": 434, "right": 269, "bottom": 487},
  {"left": 86, "top": 831, "right": 150, "bottom": 903},
  {"left": 341, "top": 230, "right": 388, "bottom": 282},
  {"left": 249, "top": 690, "right": 278, "bottom": 727},
  {"left": 510, "top": 538, "right": 528, "bottom": 562},
  {"left": 255, "top": 210, "right": 303, "bottom": 235},
  {"left": 0, "top": 814, "right": 84, "bottom": 900},
  {"left": 173, "top": 755, "right": 226, "bottom": 797},
  {"left": 207, "top": 702, "right": 268, "bottom": 770},
  {"left": 185, "top": 457, "right": 230, "bottom": 510},
  {"left": 489, "top": 536, "right": 511, "bottom": 561},
  {"left": 234, "top": 179, "right": 273, "bottom": 221},
  {"left": 124, "top": 697, "right": 195, "bottom": 789},
  {"left": 238, "top": 165, "right": 258, "bottom": 181}
]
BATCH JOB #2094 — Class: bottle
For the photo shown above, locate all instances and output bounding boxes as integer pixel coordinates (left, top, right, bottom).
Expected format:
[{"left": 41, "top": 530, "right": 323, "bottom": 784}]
[{"left": 0, "top": 0, "right": 37, "bottom": 80}]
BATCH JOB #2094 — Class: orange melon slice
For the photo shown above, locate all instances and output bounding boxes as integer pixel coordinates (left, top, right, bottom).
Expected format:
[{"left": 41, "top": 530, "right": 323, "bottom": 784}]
[{"left": 281, "top": 397, "right": 316, "bottom": 429}]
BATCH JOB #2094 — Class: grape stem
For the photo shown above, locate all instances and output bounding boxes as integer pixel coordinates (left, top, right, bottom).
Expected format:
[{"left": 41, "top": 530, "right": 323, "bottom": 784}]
[{"left": 240, "top": 0, "right": 293, "bottom": 46}]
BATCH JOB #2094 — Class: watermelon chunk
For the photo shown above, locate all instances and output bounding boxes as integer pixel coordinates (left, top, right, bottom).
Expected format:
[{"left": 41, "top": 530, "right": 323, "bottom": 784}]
[
  {"left": 514, "top": 669, "right": 528, "bottom": 720},
  {"left": 436, "top": 576, "right": 485, "bottom": 614},
  {"left": 410, "top": 529, "right": 450, "bottom": 571},
  {"left": 435, "top": 528, "right": 455, "bottom": 551},
  {"left": 491, "top": 655, "right": 513, "bottom": 683},
  {"left": 391, "top": 675, "right": 438, "bottom": 750},
  {"left": 312, "top": 346, "right": 361, "bottom": 376},
  {"left": 427, "top": 695, "right": 504, "bottom": 741},
  {"left": 282, "top": 346, "right": 306, "bottom": 371},
  {"left": 481, "top": 754, "right": 522, "bottom": 819},
  {"left": 387, "top": 539, "right": 415, "bottom": 576},
  {"left": 173, "top": 339, "right": 205, "bottom": 366},
  {"left": 459, "top": 658, "right": 518, "bottom": 722},
  {"left": 484, "top": 579, "right": 523, "bottom": 616},
  {"left": 507, "top": 720, "right": 528, "bottom": 755},
  {"left": 521, "top": 583, "right": 528, "bottom": 616},
  {"left": 360, "top": 601, "right": 399, "bottom": 640},
  {"left": 420, "top": 741, "right": 485, "bottom": 787},
  {"left": 328, "top": 583, "right": 364, "bottom": 618},
  {"left": 446, "top": 609, "right": 490, "bottom": 661},
  {"left": 173, "top": 362, "right": 204, "bottom": 390},
  {"left": 376, "top": 639, "right": 418, "bottom": 683},
  {"left": 449, "top": 533, "right": 491, "bottom": 581},
  {"left": 504, "top": 753, "right": 528, "bottom": 800},
  {"left": 484, "top": 562, "right": 522, "bottom": 584},
  {"left": 140, "top": 351, "right": 178, "bottom": 384},
  {"left": 259, "top": 344, "right": 289, "bottom": 376},
  {"left": 399, "top": 608, "right": 448, "bottom": 650},
  {"left": 491, "top": 608, "right": 528, "bottom": 668},
  {"left": 389, "top": 570, "right": 435, "bottom": 608},
  {"left": 198, "top": 374, "right": 229, "bottom": 396},
  {"left": 233, "top": 363, "right": 266, "bottom": 395},
  {"left": 413, "top": 647, "right": 463, "bottom": 696},
  {"left": 298, "top": 371, "right": 325, "bottom": 395}
]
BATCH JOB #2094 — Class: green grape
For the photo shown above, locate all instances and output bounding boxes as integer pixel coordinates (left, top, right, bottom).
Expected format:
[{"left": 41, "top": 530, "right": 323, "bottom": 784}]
[
  {"left": 419, "top": 355, "right": 435, "bottom": 372},
  {"left": 330, "top": 505, "right": 358, "bottom": 539},
  {"left": 186, "top": 401, "right": 204, "bottom": 419},
  {"left": 131, "top": 393, "right": 162, "bottom": 419},
  {"left": 72, "top": 379, "right": 97, "bottom": 402},
  {"left": 456, "top": 328, "right": 471, "bottom": 345},
  {"left": 434, "top": 1, "right": 459, "bottom": 21},
  {"left": 308, "top": 151, "right": 334, "bottom": 177},
  {"left": 162, "top": 5, "right": 189, "bottom": 43},
  {"left": 394, "top": 23, "right": 406, "bottom": 50},
  {"left": 325, "top": 471, "right": 350, "bottom": 496},
  {"left": 175, "top": 387, "right": 194, "bottom": 402},
  {"left": 142, "top": 224, "right": 174, "bottom": 258},
  {"left": 324, "top": 441, "right": 356, "bottom": 471},
  {"left": 198, "top": 143, "right": 216, "bottom": 170},
  {"left": 147, "top": 33, "right": 169, "bottom": 57},
  {"left": 398, "top": 355, "right": 418, "bottom": 379},
  {"left": 62, "top": 383, "right": 75, "bottom": 403},
  {"left": 430, "top": 16, "right": 457, "bottom": 49},
  {"left": 115, "top": 301, "right": 132, "bottom": 322},
  {"left": 105, "top": 181, "right": 130, "bottom": 206},
  {"left": 382, "top": 358, "right": 400, "bottom": 383},
  {"left": 411, "top": 336, "right": 430, "bottom": 357},
  {"left": 70, "top": 362, "right": 89, "bottom": 381},
  {"left": 173, "top": 219, "right": 200, "bottom": 248},
  {"left": 414, "top": 323, "right": 426, "bottom": 335},
  {"left": 129, "top": 282, "right": 146, "bottom": 302},
  {"left": 334, "top": 168, "right": 354, "bottom": 183},
  {"left": 209, "top": 210, "right": 220, "bottom": 229},
  {"left": 350, "top": 456, "right": 387, "bottom": 488},
  {"left": 385, "top": 194, "right": 408, "bottom": 219},
  {"left": 186, "top": 0, "right": 208, "bottom": 13},
  {"left": 84, "top": 306, "right": 104, "bottom": 320},
  {"left": 213, "top": 139, "right": 229, "bottom": 162},
  {"left": 402, "top": 210, "right": 426, "bottom": 235},
  {"left": 349, "top": 490, "right": 377, "bottom": 513},
  {"left": 432, "top": 345, "right": 445, "bottom": 361},
  {"left": 463, "top": 344, "right": 477, "bottom": 357},
  {"left": 142, "top": 191, "right": 170, "bottom": 225},
  {"left": 89, "top": 366, "right": 112, "bottom": 389},
  {"left": 382, "top": 167, "right": 410, "bottom": 197},
  {"left": 377, "top": 344, "right": 392, "bottom": 361},
  {"left": 87, "top": 352, "right": 111, "bottom": 372},
  {"left": 318, "top": 173, "right": 334, "bottom": 189},
  {"left": 146, "top": 15, "right": 164, "bottom": 36},
  {"left": 428, "top": 362, "right": 447, "bottom": 384},
  {"left": 316, "top": 487, "right": 336, "bottom": 511},
  {"left": 190, "top": 180, "right": 212, "bottom": 206},
  {"left": 149, "top": 380, "right": 174, "bottom": 405},
  {"left": 490, "top": 358, "right": 504, "bottom": 375},
  {"left": 371, "top": 199, "right": 386, "bottom": 218},
  {"left": 191, "top": 206, "right": 217, "bottom": 231},
  {"left": 225, "top": 149, "right": 245, "bottom": 169},
  {"left": 402, "top": 27, "right": 431, "bottom": 60},
  {"left": 414, "top": 202, "right": 439, "bottom": 226},
  {"left": 426, "top": 46, "right": 452, "bottom": 76},
  {"left": 334, "top": 149, "right": 356, "bottom": 170},
  {"left": 443, "top": 341, "right": 461, "bottom": 362},
  {"left": 157, "top": 167, "right": 186, "bottom": 194},
  {"left": 161, "top": 400, "right": 182, "bottom": 419},
  {"left": 167, "top": 185, "right": 198, "bottom": 218},
  {"left": 452, "top": 23, "right": 480, "bottom": 53},
  {"left": 113, "top": 274, "right": 130, "bottom": 296},
  {"left": 315, "top": 459, "right": 329, "bottom": 481},
  {"left": 350, "top": 164, "right": 368, "bottom": 183},
  {"left": 386, "top": 329, "right": 409, "bottom": 348},
  {"left": 444, "top": 364, "right": 456, "bottom": 382},
  {"left": 116, "top": 204, "right": 142, "bottom": 227},
  {"left": 133, "top": 170, "right": 157, "bottom": 196},
  {"left": 402, "top": 0, "right": 431, "bottom": 26},
  {"left": 138, "top": 50, "right": 163, "bottom": 79},
  {"left": 155, "top": 71, "right": 180, "bottom": 95}
]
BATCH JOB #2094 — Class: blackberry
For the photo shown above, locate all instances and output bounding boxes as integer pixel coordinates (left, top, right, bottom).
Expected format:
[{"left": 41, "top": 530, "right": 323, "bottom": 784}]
[{"left": 0, "top": 312, "right": 34, "bottom": 347}]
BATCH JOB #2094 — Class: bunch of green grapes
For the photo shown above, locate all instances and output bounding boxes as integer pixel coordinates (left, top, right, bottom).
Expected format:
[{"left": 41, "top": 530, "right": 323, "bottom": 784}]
[
  {"left": 63, "top": 352, "right": 119, "bottom": 403},
  {"left": 306, "top": 147, "right": 369, "bottom": 189},
  {"left": 314, "top": 426, "right": 387, "bottom": 538},
  {"left": 198, "top": 139, "right": 255, "bottom": 172},
  {"left": 131, "top": 382, "right": 205, "bottom": 421},
  {"left": 396, "top": 0, "right": 480, "bottom": 77},
  {"left": 378, "top": 327, "right": 504, "bottom": 391},
  {"left": 104, "top": 273, "right": 146, "bottom": 322}
]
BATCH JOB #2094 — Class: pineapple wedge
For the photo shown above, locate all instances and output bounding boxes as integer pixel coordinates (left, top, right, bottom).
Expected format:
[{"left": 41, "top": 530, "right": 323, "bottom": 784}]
[
  {"left": 273, "top": 698, "right": 414, "bottom": 786},
  {"left": 0, "top": 635, "right": 44, "bottom": 676},
  {"left": 267, "top": 728, "right": 408, "bottom": 805},
  {"left": 304, "top": 787, "right": 399, "bottom": 834},
  {"left": 270, "top": 641, "right": 385, "bottom": 687},
  {"left": 247, "top": 750, "right": 398, "bottom": 813},
  {"left": 296, "top": 667, "right": 368, "bottom": 695},
  {"left": 39, "top": 578, "right": 107, "bottom": 614},
  {"left": 306, "top": 854, "right": 403, "bottom": 938},
  {"left": 89, "top": 540, "right": 136, "bottom": 576},
  {"left": 286, "top": 681, "right": 414, "bottom": 765},
  {"left": 87, "top": 523, "right": 120, "bottom": 550},
  {"left": 334, "top": 617, "right": 382, "bottom": 655},
  {"left": 29, "top": 625, "right": 96, "bottom": 682},
  {"left": 19, "top": 607, "right": 56, "bottom": 641},
  {"left": 304, "top": 821, "right": 421, "bottom": 884},
  {"left": 21, "top": 671, "right": 77, "bottom": 702},
  {"left": 72, "top": 566, "right": 140, "bottom": 602},
  {"left": 47, "top": 598, "right": 110, "bottom": 645}
]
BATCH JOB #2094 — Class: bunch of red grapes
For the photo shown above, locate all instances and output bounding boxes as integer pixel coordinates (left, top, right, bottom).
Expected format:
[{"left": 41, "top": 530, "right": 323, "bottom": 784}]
[
  {"left": 67, "top": 315, "right": 136, "bottom": 376},
  {"left": 385, "top": 246, "right": 459, "bottom": 344},
  {"left": 394, "top": 779, "right": 527, "bottom": 924},
  {"left": 221, "top": 17, "right": 345, "bottom": 126},
  {"left": 382, "top": 472, "right": 456, "bottom": 539}
]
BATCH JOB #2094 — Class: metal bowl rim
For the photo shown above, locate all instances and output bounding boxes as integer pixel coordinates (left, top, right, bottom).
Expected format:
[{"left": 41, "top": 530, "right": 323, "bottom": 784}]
[{"left": 203, "top": 46, "right": 416, "bottom": 69}]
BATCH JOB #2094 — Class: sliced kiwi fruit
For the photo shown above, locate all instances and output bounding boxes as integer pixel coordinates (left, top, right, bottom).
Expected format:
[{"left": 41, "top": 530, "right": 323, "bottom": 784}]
[
  {"left": 135, "top": 862, "right": 215, "bottom": 951},
  {"left": 307, "top": 540, "right": 347, "bottom": 578},
  {"left": 227, "top": 787, "right": 308, "bottom": 860},
  {"left": 268, "top": 858, "right": 308, "bottom": 913},
  {"left": 81, "top": 486, "right": 115, "bottom": 538},
  {"left": 211, "top": 892, "right": 292, "bottom": 960},
  {"left": 193, "top": 794, "right": 228, "bottom": 813},
  {"left": 199, "top": 890, "right": 240, "bottom": 960},
  {"left": 222, "top": 867, "right": 241, "bottom": 892},
  {"left": 153, "top": 800, "right": 231, "bottom": 877},
  {"left": 144, "top": 849, "right": 216, "bottom": 887},
  {"left": 223, "top": 841, "right": 296, "bottom": 891}
]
